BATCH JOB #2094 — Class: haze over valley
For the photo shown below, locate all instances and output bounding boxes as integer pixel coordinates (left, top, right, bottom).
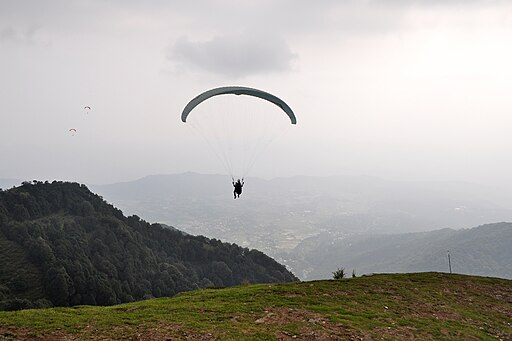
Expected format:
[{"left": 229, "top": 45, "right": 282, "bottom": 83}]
[{"left": 89, "top": 172, "right": 512, "bottom": 280}]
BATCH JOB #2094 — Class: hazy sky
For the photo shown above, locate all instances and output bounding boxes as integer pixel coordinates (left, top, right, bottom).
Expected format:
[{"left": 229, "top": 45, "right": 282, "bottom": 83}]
[{"left": 1, "top": 0, "right": 512, "bottom": 185}]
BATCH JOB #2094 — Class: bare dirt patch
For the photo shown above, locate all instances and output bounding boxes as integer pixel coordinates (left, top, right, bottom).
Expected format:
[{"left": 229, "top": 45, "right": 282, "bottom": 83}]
[{"left": 255, "top": 307, "right": 363, "bottom": 340}]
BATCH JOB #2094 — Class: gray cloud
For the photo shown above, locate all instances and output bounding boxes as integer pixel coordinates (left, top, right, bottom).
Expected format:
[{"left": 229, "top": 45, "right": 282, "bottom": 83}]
[
  {"left": 368, "top": 0, "right": 504, "bottom": 5},
  {"left": 0, "top": 25, "right": 39, "bottom": 44},
  {"left": 2, "top": 0, "right": 512, "bottom": 186},
  {"left": 168, "top": 33, "right": 297, "bottom": 78},
  {"left": 0, "top": 27, "right": 16, "bottom": 41}
]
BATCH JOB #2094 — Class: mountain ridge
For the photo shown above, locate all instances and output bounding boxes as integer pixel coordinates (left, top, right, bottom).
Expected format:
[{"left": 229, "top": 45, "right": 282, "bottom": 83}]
[{"left": 288, "top": 221, "right": 512, "bottom": 280}]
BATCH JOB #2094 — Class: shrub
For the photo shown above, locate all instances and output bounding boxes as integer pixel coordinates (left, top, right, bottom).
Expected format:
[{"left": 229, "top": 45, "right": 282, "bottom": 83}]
[{"left": 332, "top": 267, "right": 346, "bottom": 280}]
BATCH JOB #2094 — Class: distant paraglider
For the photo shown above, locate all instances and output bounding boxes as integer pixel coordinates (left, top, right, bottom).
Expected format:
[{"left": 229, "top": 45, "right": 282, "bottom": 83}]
[
  {"left": 69, "top": 106, "right": 91, "bottom": 136},
  {"left": 232, "top": 178, "right": 244, "bottom": 199}
]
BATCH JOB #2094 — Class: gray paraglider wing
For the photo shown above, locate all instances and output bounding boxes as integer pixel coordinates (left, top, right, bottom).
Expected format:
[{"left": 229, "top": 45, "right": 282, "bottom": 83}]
[{"left": 181, "top": 86, "right": 297, "bottom": 124}]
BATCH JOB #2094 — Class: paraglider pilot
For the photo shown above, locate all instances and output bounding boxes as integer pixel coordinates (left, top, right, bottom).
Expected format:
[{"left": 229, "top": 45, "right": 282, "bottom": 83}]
[{"left": 232, "top": 178, "right": 244, "bottom": 199}]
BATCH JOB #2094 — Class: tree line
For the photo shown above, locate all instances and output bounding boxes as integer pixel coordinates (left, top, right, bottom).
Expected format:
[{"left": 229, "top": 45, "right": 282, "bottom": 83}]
[{"left": 0, "top": 181, "right": 297, "bottom": 310}]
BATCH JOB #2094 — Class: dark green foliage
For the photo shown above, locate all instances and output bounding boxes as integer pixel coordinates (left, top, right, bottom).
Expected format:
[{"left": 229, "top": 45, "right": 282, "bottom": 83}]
[
  {"left": 332, "top": 267, "right": 345, "bottom": 280},
  {"left": 0, "top": 298, "right": 34, "bottom": 311},
  {"left": 0, "top": 297, "right": 52, "bottom": 311},
  {"left": 0, "top": 285, "right": 10, "bottom": 299},
  {"left": 0, "top": 181, "right": 298, "bottom": 310}
]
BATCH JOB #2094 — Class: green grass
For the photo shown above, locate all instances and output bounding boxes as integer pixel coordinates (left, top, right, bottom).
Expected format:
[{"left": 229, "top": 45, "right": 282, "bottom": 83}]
[{"left": 0, "top": 272, "right": 511, "bottom": 340}]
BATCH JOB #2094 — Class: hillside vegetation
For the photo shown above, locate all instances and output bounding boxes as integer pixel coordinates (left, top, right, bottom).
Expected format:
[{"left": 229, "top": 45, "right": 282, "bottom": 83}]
[
  {"left": 0, "top": 181, "right": 296, "bottom": 310},
  {"left": 289, "top": 222, "right": 512, "bottom": 280},
  {"left": 0, "top": 273, "right": 510, "bottom": 340}
]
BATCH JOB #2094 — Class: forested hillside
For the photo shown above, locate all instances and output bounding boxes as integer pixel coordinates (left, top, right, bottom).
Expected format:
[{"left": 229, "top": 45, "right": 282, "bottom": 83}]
[{"left": 0, "top": 181, "right": 297, "bottom": 311}]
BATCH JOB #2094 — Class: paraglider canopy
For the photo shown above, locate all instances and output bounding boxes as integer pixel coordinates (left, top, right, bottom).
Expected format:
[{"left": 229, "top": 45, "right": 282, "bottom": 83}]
[
  {"left": 181, "top": 86, "right": 296, "bottom": 125},
  {"left": 180, "top": 86, "right": 296, "bottom": 180}
]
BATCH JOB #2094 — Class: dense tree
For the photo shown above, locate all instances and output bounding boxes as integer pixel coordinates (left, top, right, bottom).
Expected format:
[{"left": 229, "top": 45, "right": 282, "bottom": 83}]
[{"left": 0, "top": 181, "right": 298, "bottom": 310}]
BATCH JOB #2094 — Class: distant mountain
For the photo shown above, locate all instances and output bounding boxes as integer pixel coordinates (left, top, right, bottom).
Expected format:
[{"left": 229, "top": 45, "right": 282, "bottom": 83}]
[
  {"left": 0, "top": 181, "right": 297, "bottom": 311},
  {"left": 91, "top": 173, "right": 512, "bottom": 271},
  {"left": 285, "top": 222, "right": 512, "bottom": 280}
]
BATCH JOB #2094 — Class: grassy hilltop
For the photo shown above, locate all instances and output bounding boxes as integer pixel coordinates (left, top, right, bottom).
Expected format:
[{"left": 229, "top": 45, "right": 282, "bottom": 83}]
[{"left": 0, "top": 272, "right": 511, "bottom": 340}]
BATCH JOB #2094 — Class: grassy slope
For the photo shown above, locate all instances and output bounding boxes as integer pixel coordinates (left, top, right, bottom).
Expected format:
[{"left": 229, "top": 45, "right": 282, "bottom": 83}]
[{"left": 0, "top": 272, "right": 511, "bottom": 340}]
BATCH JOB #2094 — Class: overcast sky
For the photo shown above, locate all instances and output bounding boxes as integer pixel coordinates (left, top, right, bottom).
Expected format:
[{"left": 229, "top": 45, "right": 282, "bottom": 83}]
[{"left": 1, "top": 0, "right": 512, "bottom": 186}]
